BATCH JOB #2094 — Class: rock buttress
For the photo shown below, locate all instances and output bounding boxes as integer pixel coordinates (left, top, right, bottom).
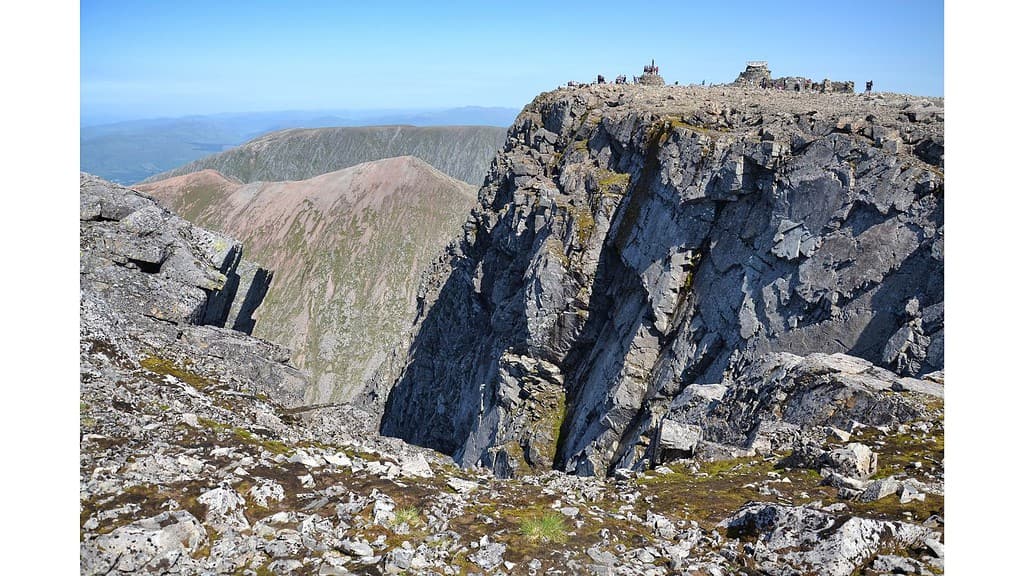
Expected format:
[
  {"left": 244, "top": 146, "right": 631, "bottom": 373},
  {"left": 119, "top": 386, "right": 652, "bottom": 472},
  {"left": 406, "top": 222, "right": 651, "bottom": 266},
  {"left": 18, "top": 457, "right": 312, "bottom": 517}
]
[{"left": 379, "top": 85, "right": 943, "bottom": 477}]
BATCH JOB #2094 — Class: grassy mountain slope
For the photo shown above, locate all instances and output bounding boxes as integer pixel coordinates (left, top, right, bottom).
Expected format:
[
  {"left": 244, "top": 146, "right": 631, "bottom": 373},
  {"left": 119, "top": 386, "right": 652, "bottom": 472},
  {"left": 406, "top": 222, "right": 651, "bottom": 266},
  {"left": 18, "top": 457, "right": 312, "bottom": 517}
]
[
  {"left": 142, "top": 125, "right": 508, "bottom": 186},
  {"left": 137, "top": 157, "right": 477, "bottom": 402}
]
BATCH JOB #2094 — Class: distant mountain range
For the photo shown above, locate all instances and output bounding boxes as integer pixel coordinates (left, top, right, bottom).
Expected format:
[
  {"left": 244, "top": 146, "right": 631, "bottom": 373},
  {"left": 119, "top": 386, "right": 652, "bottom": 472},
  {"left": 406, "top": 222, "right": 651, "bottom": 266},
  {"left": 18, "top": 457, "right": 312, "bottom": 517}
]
[
  {"left": 136, "top": 157, "right": 478, "bottom": 402},
  {"left": 81, "top": 106, "right": 518, "bottom": 184},
  {"left": 142, "top": 125, "right": 508, "bottom": 187}
]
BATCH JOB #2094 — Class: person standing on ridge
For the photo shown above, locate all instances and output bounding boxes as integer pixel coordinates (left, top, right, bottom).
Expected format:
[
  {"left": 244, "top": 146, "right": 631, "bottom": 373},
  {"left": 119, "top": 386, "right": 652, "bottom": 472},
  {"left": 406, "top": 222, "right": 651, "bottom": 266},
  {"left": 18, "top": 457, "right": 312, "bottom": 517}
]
[{"left": 866, "top": 80, "right": 873, "bottom": 94}]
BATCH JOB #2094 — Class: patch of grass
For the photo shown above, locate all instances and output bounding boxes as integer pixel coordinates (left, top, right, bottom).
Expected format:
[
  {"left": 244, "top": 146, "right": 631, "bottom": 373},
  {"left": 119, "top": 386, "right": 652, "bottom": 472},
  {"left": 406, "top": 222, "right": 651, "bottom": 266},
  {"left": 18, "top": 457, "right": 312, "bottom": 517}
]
[
  {"left": 637, "top": 455, "right": 829, "bottom": 529},
  {"left": 853, "top": 418, "right": 944, "bottom": 483},
  {"left": 665, "top": 116, "right": 717, "bottom": 137},
  {"left": 519, "top": 513, "right": 569, "bottom": 543},
  {"left": 198, "top": 417, "right": 229, "bottom": 432},
  {"left": 81, "top": 482, "right": 208, "bottom": 537},
  {"left": 596, "top": 169, "right": 630, "bottom": 195},
  {"left": 140, "top": 354, "right": 216, "bottom": 390},
  {"left": 232, "top": 427, "right": 292, "bottom": 456}
]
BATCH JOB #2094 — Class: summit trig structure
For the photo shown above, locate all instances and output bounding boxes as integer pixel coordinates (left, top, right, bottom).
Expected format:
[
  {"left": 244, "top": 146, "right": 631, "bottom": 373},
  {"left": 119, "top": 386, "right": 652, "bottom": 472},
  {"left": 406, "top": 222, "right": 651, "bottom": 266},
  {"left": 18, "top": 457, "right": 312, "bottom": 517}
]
[{"left": 637, "top": 59, "right": 665, "bottom": 86}]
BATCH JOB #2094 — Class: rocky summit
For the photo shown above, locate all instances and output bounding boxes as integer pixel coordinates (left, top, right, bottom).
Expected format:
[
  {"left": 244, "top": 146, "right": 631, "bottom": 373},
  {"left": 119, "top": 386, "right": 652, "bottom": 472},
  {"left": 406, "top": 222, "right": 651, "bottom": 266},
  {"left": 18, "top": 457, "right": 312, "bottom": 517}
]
[{"left": 81, "top": 81, "right": 944, "bottom": 576}]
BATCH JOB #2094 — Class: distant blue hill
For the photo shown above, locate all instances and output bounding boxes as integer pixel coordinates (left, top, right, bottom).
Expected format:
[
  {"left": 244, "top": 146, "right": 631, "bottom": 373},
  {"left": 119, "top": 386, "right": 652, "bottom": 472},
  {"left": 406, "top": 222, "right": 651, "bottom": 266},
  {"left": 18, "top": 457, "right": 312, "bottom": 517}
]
[{"left": 81, "top": 107, "right": 520, "bottom": 185}]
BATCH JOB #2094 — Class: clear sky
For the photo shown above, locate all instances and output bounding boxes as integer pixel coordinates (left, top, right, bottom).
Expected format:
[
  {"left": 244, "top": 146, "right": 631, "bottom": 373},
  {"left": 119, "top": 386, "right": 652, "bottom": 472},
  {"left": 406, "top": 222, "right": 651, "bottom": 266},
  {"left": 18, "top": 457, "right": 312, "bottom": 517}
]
[{"left": 81, "top": 0, "right": 944, "bottom": 122}]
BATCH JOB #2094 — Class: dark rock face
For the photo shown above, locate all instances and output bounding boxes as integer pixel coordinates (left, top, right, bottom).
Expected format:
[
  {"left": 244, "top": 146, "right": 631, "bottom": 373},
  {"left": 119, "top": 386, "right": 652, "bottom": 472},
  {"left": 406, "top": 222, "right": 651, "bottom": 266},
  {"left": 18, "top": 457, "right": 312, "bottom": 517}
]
[{"left": 378, "top": 84, "right": 943, "bottom": 477}]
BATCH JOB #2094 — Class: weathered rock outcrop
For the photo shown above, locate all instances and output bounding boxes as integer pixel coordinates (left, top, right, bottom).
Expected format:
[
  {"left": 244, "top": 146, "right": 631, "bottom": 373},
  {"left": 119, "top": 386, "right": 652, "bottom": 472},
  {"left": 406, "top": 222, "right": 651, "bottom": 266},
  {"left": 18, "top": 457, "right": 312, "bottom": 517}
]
[
  {"left": 81, "top": 172, "right": 273, "bottom": 337},
  {"left": 80, "top": 172, "right": 310, "bottom": 406},
  {"left": 379, "top": 84, "right": 943, "bottom": 478},
  {"left": 722, "top": 502, "right": 934, "bottom": 576},
  {"left": 138, "top": 157, "right": 477, "bottom": 403}
]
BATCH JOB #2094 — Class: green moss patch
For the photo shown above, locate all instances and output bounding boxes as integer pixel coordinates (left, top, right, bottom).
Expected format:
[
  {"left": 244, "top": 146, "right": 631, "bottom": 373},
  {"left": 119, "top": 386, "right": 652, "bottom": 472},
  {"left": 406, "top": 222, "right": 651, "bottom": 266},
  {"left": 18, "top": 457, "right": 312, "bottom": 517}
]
[{"left": 596, "top": 169, "right": 630, "bottom": 196}]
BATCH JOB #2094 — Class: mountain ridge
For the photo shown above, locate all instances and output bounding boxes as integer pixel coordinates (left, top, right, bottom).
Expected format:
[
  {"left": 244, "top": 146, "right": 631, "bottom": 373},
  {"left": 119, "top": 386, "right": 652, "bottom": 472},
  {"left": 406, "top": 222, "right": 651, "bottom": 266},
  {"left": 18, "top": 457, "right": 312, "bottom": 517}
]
[
  {"left": 141, "top": 125, "right": 508, "bottom": 187},
  {"left": 80, "top": 107, "right": 519, "bottom": 184}
]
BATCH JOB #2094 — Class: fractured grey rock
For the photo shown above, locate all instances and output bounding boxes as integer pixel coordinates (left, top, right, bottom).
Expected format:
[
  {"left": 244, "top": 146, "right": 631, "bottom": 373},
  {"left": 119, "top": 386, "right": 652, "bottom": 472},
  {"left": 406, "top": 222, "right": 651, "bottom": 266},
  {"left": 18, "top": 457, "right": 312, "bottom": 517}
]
[
  {"left": 80, "top": 173, "right": 274, "bottom": 334},
  {"left": 656, "top": 420, "right": 702, "bottom": 462},
  {"left": 821, "top": 443, "right": 877, "bottom": 480},
  {"left": 340, "top": 539, "right": 374, "bottom": 557},
  {"left": 858, "top": 477, "right": 901, "bottom": 502},
  {"left": 81, "top": 510, "right": 207, "bottom": 575},
  {"left": 469, "top": 541, "right": 507, "bottom": 571},
  {"left": 723, "top": 503, "right": 930, "bottom": 576}
]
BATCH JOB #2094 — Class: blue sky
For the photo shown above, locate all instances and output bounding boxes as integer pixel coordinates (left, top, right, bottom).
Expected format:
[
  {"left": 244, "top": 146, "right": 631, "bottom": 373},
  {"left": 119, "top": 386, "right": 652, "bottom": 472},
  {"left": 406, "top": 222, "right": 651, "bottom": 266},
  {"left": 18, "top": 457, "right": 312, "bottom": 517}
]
[{"left": 82, "top": 0, "right": 944, "bottom": 122}]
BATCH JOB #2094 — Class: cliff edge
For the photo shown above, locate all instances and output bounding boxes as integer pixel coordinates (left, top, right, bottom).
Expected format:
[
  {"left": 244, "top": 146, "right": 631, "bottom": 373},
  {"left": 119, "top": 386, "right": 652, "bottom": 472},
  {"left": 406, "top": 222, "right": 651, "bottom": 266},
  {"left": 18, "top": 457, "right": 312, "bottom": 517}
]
[{"left": 378, "top": 84, "right": 944, "bottom": 478}]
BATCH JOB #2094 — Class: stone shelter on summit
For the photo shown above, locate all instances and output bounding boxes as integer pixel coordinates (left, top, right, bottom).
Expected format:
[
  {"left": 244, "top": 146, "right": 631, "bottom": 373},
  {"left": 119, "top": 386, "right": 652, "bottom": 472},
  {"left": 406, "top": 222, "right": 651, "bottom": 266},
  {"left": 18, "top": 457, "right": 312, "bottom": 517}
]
[
  {"left": 732, "top": 60, "right": 855, "bottom": 93},
  {"left": 735, "top": 61, "right": 771, "bottom": 86}
]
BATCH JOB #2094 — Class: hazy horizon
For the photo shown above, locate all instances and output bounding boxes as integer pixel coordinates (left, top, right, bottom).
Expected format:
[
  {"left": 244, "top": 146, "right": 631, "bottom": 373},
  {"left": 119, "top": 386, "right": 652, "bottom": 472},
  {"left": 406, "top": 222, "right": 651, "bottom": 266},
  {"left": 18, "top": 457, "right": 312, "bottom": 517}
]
[
  {"left": 82, "top": 0, "right": 944, "bottom": 122},
  {"left": 80, "top": 104, "right": 522, "bottom": 128}
]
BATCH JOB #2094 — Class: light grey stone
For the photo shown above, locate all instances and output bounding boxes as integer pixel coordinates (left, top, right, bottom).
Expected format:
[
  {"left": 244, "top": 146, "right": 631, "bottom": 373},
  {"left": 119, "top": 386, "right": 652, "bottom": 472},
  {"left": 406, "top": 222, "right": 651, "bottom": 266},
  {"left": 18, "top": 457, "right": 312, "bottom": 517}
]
[
  {"left": 859, "top": 477, "right": 901, "bottom": 502},
  {"left": 821, "top": 443, "right": 877, "bottom": 479}
]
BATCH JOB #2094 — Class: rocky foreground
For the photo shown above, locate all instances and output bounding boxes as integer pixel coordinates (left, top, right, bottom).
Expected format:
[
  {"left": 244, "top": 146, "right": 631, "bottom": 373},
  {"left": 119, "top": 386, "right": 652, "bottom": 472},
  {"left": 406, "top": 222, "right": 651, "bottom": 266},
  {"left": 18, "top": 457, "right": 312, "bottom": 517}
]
[{"left": 81, "top": 123, "right": 944, "bottom": 575}]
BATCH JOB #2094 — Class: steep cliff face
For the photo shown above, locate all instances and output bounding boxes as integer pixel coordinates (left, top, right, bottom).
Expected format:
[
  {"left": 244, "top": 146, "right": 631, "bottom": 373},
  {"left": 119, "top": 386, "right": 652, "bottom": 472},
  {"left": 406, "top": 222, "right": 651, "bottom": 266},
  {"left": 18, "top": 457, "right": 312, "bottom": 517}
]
[
  {"left": 138, "top": 157, "right": 477, "bottom": 403},
  {"left": 80, "top": 172, "right": 944, "bottom": 576},
  {"left": 379, "top": 85, "right": 943, "bottom": 477}
]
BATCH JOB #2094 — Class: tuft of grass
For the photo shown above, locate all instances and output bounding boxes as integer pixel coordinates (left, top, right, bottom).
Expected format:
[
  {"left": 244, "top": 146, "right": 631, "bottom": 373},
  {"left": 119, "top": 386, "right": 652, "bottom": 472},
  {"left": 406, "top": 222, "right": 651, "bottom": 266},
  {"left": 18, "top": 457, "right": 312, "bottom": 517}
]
[
  {"left": 393, "top": 506, "right": 422, "bottom": 528},
  {"left": 665, "top": 116, "right": 716, "bottom": 137},
  {"left": 519, "top": 513, "right": 569, "bottom": 543},
  {"left": 198, "top": 416, "right": 229, "bottom": 432},
  {"left": 568, "top": 202, "right": 596, "bottom": 245}
]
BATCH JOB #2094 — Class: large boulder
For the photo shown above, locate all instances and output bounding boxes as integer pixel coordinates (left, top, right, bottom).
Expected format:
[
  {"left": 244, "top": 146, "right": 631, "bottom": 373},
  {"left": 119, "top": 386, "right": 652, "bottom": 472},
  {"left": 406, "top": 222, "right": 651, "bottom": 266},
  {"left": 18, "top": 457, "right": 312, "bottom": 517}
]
[{"left": 723, "top": 503, "right": 933, "bottom": 576}]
